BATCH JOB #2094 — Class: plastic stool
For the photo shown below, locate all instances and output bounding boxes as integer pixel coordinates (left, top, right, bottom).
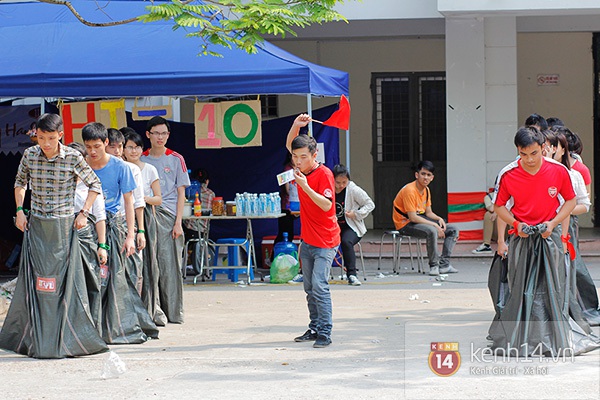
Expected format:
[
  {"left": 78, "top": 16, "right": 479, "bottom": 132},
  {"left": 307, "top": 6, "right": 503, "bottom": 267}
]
[
  {"left": 377, "top": 230, "right": 425, "bottom": 274},
  {"left": 212, "top": 238, "right": 254, "bottom": 282},
  {"left": 331, "top": 242, "right": 367, "bottom": 281}
]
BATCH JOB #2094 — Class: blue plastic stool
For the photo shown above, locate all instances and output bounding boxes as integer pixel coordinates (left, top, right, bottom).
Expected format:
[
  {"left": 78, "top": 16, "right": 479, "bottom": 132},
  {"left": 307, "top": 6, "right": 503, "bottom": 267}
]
[{"left": 212, "top": 238, "right": 254, "bottom": 282}]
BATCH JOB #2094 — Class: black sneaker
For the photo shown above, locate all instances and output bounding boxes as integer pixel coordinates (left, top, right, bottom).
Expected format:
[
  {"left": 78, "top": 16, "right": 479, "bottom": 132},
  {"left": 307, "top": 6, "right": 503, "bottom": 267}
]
[
  {"left": 294, "top": 329, "right": 318, "bottom": 342},
  {"left": 313, "top": 335, "right": 332, "bottom": 348}
]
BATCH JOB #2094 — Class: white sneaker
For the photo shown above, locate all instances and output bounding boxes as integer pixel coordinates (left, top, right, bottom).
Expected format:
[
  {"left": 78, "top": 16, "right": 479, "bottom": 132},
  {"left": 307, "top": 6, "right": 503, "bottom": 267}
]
[
  {"left": 288, "top": 274, "right": 303, "bottom": 284},
  {"left": 440, "top": 265, "right": 458, "bottom": 274},
  {"left": 472, "top": 244, "right": 493, "bottom": 254},
  {"left": 348, "top": 275, "right": 362, "bottom": 286},
  {"left": 429, "top": 266, "right": 439, "bottom": 276}
]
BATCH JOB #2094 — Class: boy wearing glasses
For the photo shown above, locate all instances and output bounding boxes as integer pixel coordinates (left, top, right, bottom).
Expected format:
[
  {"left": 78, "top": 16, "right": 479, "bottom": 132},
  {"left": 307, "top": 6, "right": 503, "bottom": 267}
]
[{"left": 142, "top": 116, "right": 190, "bottom": 324}]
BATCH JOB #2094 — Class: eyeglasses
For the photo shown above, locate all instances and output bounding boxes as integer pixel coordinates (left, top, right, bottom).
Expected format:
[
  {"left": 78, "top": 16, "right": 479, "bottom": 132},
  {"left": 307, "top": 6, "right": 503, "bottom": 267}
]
[
  {"left": 125, "top": 146, "right": 142, "bottom": 151},
  {"left": 149, "top": 131, "right": 169, "bottom": 137}
]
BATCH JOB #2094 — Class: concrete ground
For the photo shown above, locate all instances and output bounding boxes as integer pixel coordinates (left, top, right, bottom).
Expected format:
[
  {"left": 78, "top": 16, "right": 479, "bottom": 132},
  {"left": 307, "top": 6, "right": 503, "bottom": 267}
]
[{"left": 1, "top": 256, "right": 599, "bottom": 400}]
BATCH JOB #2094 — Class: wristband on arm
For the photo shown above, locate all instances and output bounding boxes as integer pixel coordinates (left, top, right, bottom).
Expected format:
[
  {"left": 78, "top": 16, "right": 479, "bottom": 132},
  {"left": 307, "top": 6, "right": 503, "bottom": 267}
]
[
  {"left": 508, "top": 220, "right": 520, "bottom": 235},
  {"left": 561, "top": 234, "right": 576, "bottom": 261}
]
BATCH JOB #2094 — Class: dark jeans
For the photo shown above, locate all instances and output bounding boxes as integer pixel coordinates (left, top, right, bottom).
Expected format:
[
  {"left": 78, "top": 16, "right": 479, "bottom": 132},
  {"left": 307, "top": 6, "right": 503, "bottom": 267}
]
[
  {"left": 339, "top": 224, "right": 360, "bottom": 277},
  {"left": 398, "top": 216, "right": 459, "bottom": 268}
]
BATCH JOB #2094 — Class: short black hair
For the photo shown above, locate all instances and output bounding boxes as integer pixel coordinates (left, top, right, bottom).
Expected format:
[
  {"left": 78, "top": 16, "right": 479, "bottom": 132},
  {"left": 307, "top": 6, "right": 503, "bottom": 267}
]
[
  {"left": 194, "top": 168, "right": 210, "bottom": 184},
  {"left": 524, "top": 113, "right": 548, "bottom": 130},
  {"left": 37, "top": 113, "right": 63, "bottom": 133},
  {"left": 514, "top": 126, "right": 545, "bottom": 148},
  {"left": 124, "top": 131, "right": 144, "bottom": 148},
  {"left": 291, "top": 134, "right": 317, "bottom": 154},
  {"left": 107, "top": 128, "right": 125, "bottom": 145},
  {"left": 546, "top": 117, "right": 564, "bottom": 129},
  {"left": 333, "top": 164, "right": 350, "bottom": 179},
  {"left": 82, "top": 122, "right": 108, "bottom": 142},
  {"left": 416, "top": 160, "right": 435, "bottom": 174},
  {"left": 146, "top": 116, "right": 170, "bottom": 132},
  {"left": 119, "top": 126, "right": 138, "bottom": 137},
  {"left": 67, "top": 142, "right": 87, "bottom": 157}
]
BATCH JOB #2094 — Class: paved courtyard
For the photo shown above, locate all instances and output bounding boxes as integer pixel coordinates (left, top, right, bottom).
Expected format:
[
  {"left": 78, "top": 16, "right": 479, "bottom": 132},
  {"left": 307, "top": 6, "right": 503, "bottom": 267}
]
[{"left": 1, "top": 256, "right": 599, "bottom": 399}]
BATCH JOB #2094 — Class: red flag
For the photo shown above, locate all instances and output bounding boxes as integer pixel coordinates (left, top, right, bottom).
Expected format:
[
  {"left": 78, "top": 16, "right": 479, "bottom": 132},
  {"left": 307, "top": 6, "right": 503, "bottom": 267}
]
[{"left": 322, "top": 95, "right": 350, "bottom": 130}]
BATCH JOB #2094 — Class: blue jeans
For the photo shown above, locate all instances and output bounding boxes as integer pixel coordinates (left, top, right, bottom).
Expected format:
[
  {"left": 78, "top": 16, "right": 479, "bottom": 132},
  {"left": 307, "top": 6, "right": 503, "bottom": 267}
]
[
  {"left": 398, "top": 216, "right": 459, "bottom": 268},
  {"left": 300, "top": 242, "right": 336, "bottom": 338}
]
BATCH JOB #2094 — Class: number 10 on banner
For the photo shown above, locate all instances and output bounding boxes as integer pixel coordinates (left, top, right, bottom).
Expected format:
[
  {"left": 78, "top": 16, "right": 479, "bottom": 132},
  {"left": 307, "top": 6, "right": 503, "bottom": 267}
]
[{"left": 194, "top": 100, "right": 262, "bottom": 149}]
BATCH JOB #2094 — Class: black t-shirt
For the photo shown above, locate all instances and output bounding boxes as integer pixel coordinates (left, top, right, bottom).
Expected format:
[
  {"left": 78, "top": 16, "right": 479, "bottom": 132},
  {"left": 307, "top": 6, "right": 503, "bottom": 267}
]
[{"left": 336, "top": 188, "right": 346, "bottom": 225}]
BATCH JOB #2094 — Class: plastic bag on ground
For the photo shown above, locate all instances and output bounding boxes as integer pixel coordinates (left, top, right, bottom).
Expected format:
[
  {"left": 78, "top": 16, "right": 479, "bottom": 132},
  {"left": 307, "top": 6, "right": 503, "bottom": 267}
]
[
  {"left": 101, "top": 351, "right": 127, "bottom": 379},
  {"left": 270, "top": 253, "right": 299, "bottom": 284}
]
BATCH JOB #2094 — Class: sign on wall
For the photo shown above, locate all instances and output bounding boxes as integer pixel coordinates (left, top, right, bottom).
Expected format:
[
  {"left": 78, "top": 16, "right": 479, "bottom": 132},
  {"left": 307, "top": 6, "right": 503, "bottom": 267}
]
[
  {"left": 0, "top": 105, "right": 39, "bottom": 154},
  {"left": 537, "top": 74, "right": 560, "bottom": 86},
  {"left": 60, "top": 99, "right": 127, "bottom": 143},
  {"left": 194, "top": 100, "right": 262, "bottom": 149}
]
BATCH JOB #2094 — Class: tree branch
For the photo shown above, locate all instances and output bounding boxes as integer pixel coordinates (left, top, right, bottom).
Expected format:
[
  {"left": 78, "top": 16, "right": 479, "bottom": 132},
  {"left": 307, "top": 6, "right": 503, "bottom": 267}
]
[{"left": 37, "top": 0, "right": 138, "bottom": 27}]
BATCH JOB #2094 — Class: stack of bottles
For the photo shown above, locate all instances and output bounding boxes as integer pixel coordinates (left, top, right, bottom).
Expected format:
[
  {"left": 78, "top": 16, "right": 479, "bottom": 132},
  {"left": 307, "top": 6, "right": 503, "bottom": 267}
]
[{"left": 234, "top": 192, "right": 281, "bottom": 216}]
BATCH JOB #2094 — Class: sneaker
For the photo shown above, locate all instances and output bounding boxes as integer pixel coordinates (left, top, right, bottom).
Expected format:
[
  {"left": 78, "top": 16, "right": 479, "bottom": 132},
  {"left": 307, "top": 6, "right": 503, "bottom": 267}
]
[
  {"left": 288, "top": 274, "right": 303, "bottom": 284},
  {"left": 472, "top": 244, "right": 493, "bottom": 254},
  {"left": 294, "top": 329, "right": 317, "bottom": 342},
  {"left": 439, "top": 265, "right": 458, "bottom": 274},
  {"left": 429, "top": 266, "right": 439, "bottom": 276},
  {"left": 348, "top": 275, "right": 362, "bottom": 286},
  {"left": 313, "top": 335, "right": 332, "bottom": 348}
]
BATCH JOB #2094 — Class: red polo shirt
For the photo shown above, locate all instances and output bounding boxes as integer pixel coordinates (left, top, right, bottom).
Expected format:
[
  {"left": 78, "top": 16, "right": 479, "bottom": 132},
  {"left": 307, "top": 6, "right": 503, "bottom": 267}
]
[
  {"left": 495, "top": 159, "right": 575, "bottom": 225},
  {"left": 297, "top": 164, "right": 340, "bottom": 248}
]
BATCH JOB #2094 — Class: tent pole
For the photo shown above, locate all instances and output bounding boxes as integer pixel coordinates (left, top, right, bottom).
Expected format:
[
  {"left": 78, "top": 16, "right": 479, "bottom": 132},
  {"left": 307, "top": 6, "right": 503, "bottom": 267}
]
[
  {"left": 40, "top": 97, "right": 45, "bottom": 114},
  {"left": 306, "top": 94, "right": 313, "bottom": 137},
  {"left": 346, "top": 128, "right": 350, "bottom": 171}
]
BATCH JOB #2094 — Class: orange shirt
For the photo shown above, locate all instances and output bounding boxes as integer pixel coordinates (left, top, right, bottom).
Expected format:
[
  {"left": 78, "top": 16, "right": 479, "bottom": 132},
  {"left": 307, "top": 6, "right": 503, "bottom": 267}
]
[{"left": 393, "top": 181, "right": 431, "bottom": 230}]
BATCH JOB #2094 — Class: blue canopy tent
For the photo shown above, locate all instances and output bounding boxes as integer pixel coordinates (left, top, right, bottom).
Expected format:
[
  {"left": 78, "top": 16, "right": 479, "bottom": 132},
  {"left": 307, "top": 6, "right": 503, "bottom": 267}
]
[
  {"left": 0, "top": 1, "right": 348, "bottom": 98},
  {"left": 0, "top": 0, "right": 351, "bottom": 271}
]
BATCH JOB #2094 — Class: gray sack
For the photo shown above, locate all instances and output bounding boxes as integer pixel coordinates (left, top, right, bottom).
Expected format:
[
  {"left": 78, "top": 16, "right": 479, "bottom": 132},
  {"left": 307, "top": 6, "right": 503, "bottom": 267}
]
[{"left": 0, "top": 215, "right": 108, "bottom": 358}]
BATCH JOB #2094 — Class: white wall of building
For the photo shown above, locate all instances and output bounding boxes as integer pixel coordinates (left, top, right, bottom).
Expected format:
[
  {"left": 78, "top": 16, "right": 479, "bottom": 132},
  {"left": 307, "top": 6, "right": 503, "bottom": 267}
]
[{"left": 517, "top": 32, "right": 594, "bottom": 226}]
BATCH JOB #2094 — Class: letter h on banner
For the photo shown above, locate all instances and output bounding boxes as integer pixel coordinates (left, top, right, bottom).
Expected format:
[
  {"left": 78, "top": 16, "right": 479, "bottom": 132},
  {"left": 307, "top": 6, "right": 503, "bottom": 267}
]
[{"left": 62, "top": 102, "right": 96, "bottom": 144}]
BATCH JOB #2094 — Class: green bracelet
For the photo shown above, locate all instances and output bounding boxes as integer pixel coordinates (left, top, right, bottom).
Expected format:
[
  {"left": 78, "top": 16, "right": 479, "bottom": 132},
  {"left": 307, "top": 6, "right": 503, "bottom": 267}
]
[
  {"left": 137, "top": 229, "right": 145, "bottom": 234},
  {"left": 16, "top": 206, "right": 24, "bottom": 213},
  {"left": 98, "top": 243, "right": 110, "bottom": 251}
]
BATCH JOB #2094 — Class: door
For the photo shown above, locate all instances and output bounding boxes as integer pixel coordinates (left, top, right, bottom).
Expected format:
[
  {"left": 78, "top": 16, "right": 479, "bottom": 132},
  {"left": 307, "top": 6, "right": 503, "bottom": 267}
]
[{"left": 371, "top": 72, "right": 447, "bottom": 229}]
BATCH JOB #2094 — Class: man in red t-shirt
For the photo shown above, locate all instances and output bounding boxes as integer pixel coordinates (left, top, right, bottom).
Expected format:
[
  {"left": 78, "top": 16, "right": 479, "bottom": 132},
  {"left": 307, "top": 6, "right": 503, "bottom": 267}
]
[
  {"left": 286, "top": 114, "right": 340, "bottom": 349},
  {"left": 490, "top": 126, "right": 578, "bottom": 357}
]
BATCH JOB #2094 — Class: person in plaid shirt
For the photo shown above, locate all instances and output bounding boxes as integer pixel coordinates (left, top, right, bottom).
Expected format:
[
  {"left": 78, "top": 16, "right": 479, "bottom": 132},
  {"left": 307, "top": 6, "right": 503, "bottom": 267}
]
[{"left": 0, "top": 113, "right": 108, "bottom": 358}]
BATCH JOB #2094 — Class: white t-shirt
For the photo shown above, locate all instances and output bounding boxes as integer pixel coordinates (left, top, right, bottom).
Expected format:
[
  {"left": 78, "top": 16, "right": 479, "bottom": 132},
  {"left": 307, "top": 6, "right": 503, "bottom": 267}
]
[
  {"left": 140, "top": 162, "right": 160, "bottom": 198},
  {"left": 118, "top": 162, "right": 145, "bottom": 211},
  {"left": 74, "top": 180, "right": 107, "bottom": 222}
]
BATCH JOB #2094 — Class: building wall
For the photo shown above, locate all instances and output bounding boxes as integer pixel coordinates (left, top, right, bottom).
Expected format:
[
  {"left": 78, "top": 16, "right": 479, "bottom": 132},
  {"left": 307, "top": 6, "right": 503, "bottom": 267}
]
[
  {"left": 273, "top": 38, "right": 446, "bottom": 228},
  {"left": 269, "top": 31, "right": 596, "bottom": 228},
  {"left": 517, "top": 32, "right": 594, "bottom": 226}
]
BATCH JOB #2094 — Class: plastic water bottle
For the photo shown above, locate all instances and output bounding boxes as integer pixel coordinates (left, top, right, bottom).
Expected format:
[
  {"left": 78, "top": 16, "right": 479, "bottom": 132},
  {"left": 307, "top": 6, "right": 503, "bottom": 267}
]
[
  {"left": 274, "top": 193, "right": 282, "bottom": 214},
  {"left": 235, "top": 193, "right": 241, "bottom": 216},
  {"left": 250, "top": 194, "right": 258, "bottom": 216},
  {"left": 266, "top": 193, "right": 274, "bottom": 215},
  {"left": 273, "top": 232, "right": 298, "bottom": 258},
  {"left": 258, "top": 193, "right": 267, "bottom": 215}
]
